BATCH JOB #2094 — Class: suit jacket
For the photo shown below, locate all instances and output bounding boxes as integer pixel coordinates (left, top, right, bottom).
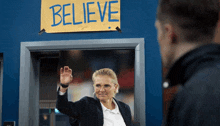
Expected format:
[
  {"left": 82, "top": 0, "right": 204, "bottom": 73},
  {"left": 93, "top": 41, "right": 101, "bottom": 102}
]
[
  {"left": 69, "top": 116, "right": 80, "bottom": 126},
  {"left": 56, "top": 87, "right": 132, "bottom": 126}
]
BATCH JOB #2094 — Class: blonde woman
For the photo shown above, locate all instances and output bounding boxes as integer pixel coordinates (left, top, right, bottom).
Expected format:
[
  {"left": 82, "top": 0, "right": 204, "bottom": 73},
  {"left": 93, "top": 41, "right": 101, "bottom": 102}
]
[{"left": 57, "top": 66, "right": 132, "bottom": 126}]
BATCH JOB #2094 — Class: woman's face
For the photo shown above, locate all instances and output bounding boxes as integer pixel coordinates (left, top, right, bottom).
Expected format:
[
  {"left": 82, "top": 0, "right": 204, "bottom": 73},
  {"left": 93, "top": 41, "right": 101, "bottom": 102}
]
[{"left": 93, "top": 75, "right": 117, "bottom": 102}]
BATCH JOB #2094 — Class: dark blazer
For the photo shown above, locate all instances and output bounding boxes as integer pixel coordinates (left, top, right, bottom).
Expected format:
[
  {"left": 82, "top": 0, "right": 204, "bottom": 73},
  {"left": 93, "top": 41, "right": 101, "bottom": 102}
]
[
  {"left": 56, "top": 87, "right": 132, "bottom": 126},
  {"left": 69, "top": 117, "right": 79, "bottom": 126}
]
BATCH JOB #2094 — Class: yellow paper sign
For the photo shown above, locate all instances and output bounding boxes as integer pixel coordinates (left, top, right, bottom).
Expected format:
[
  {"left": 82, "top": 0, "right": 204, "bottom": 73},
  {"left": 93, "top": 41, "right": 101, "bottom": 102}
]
[{"left": 41, "top": 0, "right": 120, "bottom": 33}]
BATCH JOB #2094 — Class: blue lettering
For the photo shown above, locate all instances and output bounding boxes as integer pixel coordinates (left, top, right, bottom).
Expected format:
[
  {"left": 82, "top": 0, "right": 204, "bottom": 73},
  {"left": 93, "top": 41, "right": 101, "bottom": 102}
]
[
  {"left": 87, "top": 2, "right": 97, "bottom": 23},
  {"left": 63, "top": 4, "right": 72, "bottom": 25},
  {"left": 97, "top": 2, "right": 107, "bottom": 22},
  {"left": 83, "top": 3, "right": 86, "bottom": 23},
  {"left": 50, "top": 4, "right": 62, "bottom": 27},
  {"left": 108, "top": 1, "right": 119, "bottom": 22},
  {"left": 72, "top": 3, "right": 82, "bottom": 25}
]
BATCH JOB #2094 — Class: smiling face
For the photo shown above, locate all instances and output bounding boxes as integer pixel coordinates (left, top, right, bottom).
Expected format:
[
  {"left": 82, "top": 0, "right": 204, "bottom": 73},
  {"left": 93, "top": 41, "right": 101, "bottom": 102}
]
[{"left": 93, "top": 75, "right": 118, "bottom": 102}]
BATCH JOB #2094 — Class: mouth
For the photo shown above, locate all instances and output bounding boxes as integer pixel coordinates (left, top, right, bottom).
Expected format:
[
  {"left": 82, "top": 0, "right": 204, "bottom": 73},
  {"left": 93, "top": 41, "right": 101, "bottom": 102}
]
[{"left": 98, "top": 94, "right": 107, "bottom": 96}]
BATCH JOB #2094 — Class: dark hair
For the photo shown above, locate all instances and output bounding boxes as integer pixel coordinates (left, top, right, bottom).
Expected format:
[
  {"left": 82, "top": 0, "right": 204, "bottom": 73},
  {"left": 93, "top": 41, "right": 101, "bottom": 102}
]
[{"left": 157, "top": 0, "right": 219, "bottom": 42}]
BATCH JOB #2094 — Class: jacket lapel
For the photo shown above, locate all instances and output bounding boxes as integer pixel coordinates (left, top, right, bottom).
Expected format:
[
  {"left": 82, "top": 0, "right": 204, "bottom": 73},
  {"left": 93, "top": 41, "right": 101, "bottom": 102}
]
[
  {"left": 95, "top": 97, "right": 129, "bottom": 126},
  {"left": 113, "top": 98, "right": 129, "bottom": 126},
  {"left": 95, "top": 97, "right": 104, "bottom": 126}
]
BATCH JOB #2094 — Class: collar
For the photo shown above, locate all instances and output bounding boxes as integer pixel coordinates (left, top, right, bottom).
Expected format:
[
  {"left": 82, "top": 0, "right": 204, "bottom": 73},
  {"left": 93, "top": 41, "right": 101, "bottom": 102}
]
[
  {"left": 165, "top": 43, "right": 220, "bottom": 88},
  {"left": 100, "top": 98, "right": 120, "bottom": 114},
  {"left": 94, "top": 97, "right": 129, "bottom": 126}
]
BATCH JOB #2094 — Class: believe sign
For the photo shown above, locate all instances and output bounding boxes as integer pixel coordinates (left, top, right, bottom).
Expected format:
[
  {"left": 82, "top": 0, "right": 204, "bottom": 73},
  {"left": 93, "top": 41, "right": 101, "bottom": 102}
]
[{"left": 41, "top": 0, "right": 120, "bottom": 33}]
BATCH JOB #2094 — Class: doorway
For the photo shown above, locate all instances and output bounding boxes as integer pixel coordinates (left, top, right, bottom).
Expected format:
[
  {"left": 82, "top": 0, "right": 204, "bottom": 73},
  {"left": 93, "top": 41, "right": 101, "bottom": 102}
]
[{"left": 19, "top": 38, "right": 145, "bottom": 126}]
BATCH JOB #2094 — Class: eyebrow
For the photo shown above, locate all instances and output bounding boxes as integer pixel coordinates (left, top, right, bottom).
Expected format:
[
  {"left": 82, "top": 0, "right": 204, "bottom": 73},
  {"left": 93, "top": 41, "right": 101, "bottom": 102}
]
[{"left": 95, "top": 84, "right": 111, "bottom": 86}]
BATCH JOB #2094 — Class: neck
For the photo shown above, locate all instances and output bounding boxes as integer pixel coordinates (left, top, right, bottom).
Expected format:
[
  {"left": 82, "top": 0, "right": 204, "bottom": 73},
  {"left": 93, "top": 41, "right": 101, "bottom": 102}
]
[
  {"left": 101, "top": 98, "right": 115, "bottom": 110},
  {"left": 172, "top": 42, "right": 208, "bottom": 66}
]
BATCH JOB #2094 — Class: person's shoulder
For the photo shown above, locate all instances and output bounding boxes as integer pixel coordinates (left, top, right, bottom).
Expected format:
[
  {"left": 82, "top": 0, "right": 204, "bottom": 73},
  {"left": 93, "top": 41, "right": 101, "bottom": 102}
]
[
  {"left": 80, "top": 96, "right": 97, "bottom": 104},
  {"left": 182, "top": 64, "right": 220, "bottom": 96},
  {"left": 80, "top": 96, "right": 95, "bottom": 100},
  {"left": 115, "top": 99, "right": 130, "bottom": 109},
  {"left": 174, "top": 65, "right": 220, "bottom": 111},
  {"left": 186, "top": 64, "right": 220, "bottom": 85}
]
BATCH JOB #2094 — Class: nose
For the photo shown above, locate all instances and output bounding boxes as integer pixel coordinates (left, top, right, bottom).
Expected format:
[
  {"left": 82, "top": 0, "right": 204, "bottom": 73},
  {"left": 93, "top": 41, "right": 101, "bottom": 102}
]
[{"left": 100, "top": 86, "right": 105, "bottom": 91}]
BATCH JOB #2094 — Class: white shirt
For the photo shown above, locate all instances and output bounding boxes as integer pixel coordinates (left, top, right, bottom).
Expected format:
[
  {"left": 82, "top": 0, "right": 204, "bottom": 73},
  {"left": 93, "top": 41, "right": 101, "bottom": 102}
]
[
  {"left": 59, "top": 91, "right": 66, "bottom": 95},
  {"left": 59, "top": 91, "right": 126, "bottom": 126},
  {"left": 100, "top": 99, "right": 126, "bottom": 126}
]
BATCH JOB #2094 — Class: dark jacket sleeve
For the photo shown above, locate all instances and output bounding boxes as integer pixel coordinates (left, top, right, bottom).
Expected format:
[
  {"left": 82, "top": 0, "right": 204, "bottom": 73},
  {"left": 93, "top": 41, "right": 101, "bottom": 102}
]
[
  {"left": 56, "top": 87, "right": 86, "bottom": 119},
  {"left": 165, "top": 70, "right": 220, "bottom": 126},
  {"left": 69, "top": 117, "right": 80, "bottom": 126}
]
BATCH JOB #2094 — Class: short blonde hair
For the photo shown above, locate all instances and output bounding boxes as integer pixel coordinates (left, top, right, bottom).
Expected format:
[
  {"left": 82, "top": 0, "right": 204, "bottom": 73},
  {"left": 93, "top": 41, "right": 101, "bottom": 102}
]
[{"left": 92, "top": 68, "right": 119, "bottom": 94}]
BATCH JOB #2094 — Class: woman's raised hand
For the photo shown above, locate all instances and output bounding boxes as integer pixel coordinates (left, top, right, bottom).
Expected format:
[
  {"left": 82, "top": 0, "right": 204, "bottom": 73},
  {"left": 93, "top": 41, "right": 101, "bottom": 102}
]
[{"left": 60, "top": 66, "right": 73, "bottom": 85}]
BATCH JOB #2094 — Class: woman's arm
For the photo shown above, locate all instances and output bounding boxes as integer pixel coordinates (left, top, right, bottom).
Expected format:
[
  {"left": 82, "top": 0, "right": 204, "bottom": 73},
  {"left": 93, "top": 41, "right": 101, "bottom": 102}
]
[
  {"left": 56, "top": 86, "right": 86, "bottom": 119},
  {"left": 56, "top": 66, "right": 85, "bottom": 119}
]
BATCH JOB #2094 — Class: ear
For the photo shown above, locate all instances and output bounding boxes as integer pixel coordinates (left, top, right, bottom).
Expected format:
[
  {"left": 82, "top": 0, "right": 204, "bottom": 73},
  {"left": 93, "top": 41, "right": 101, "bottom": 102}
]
[
  {"left": 164, "top": 23, "right": 177, "bottom": 44},
  {"left": 114, "top": 84, "right": 119, "bottom": 93}
]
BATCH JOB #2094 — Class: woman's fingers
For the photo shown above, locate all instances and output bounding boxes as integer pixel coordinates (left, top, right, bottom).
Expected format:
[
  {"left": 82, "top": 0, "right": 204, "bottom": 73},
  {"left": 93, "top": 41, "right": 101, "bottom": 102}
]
[
  {"left": 69, "top": 68, "right": 72, "bottom": 74},
  {"left": 61, "top": 66, "right": 72, "bottom": 75},
  {"left": 60, "top": 67, "right": 64, "bottom": 75},
  {"left": 64, "top": 66, "right": 69, "bottom": 71},
  {"left": 64, "top": 66, "right": 70, "bottom": 73}
]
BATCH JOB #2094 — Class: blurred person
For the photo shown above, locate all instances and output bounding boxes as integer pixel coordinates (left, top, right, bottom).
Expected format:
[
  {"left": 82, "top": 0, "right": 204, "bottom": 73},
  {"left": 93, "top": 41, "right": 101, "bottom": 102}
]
[
  {"left": 155, "top": 0, "right": 220, "bottom": 125},
  {"left": 56, "top": 66, "right": 132, "bottom": 126}
]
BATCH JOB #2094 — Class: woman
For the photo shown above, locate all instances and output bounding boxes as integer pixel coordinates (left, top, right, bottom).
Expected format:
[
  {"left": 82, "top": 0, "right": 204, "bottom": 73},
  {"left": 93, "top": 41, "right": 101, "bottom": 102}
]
[{"left": 57, "top": 66, "right": 132, "bottom": 126}]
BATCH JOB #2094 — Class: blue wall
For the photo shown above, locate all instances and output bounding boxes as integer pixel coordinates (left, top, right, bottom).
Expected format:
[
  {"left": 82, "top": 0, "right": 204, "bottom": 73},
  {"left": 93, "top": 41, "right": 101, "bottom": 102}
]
[{"left": 0, "top": 0, "right": 162, "bottom": 125}]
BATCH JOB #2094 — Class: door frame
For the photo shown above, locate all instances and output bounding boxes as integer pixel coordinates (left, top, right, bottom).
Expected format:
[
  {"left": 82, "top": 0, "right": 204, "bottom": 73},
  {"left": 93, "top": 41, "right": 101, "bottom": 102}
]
[
  {"left": 0, "top": 54, "right": 3, "bottom": 126},
  {"left": 19, "top": 38, "right": 145, "bottom": 126}
]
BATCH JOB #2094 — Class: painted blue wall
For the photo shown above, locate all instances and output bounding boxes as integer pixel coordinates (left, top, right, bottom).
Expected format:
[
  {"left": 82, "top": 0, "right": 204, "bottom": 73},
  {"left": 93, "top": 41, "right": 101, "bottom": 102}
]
[{"left": 0, "top": 0, "right": 162, "bottom": 125}]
